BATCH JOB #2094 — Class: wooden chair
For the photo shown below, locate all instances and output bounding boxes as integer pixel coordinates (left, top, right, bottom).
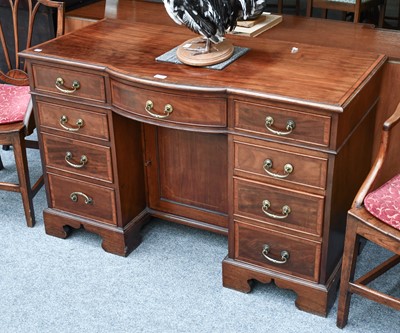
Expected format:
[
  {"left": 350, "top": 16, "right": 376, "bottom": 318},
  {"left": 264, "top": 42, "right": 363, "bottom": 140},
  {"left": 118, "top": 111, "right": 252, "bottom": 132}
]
[
  {"left": 274, "top": 0, "right": 301, "bottom": 15},
  {"left": 336, "top": 102, "right": 400, "bottom": 328},
  {"left": 0, "top": 0, "right": 65, "bottom": 227},
  {"left": 306, "top": 0, "right": 387, "bottom": 27},
  {"left": 384, "top": 0, "right": 400, "bottom": 29}
]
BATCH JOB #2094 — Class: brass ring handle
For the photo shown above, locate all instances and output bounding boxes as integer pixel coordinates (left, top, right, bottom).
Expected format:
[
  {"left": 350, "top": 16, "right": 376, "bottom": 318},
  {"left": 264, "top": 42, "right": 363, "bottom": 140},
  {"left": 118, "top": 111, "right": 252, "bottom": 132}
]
[
  {"left": 59, "top": 115, "right": 84, "bottom": 131},
  {"left": 265, "top": 116, "right": 296, "bottom": 136},
  {"left": 65, "top": 151, "right": 88, "bottom": 168},
  {"left": 55, "top": 77, "right": 80, "bottom": 94},
  {"left": 262, "top": 244, "right": 290, "bottom": 264},
  {"left": 262, "top": 199, "right": 291, "bottom": 219},
  {"left": 263, "top": 159, "right": 294, "bottom": 179},
  {"left": 70, "top": 191, "right": 93, "bottom": 205},
  {"left": 144, "top": 100, "right": 173, "bottom": 119}
]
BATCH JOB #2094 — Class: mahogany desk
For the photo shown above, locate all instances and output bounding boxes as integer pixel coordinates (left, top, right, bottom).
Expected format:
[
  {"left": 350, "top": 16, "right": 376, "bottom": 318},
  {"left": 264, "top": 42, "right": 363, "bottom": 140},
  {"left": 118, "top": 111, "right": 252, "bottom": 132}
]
[{"left": 22, "top": 18, "right": 386, "bottom": 316}]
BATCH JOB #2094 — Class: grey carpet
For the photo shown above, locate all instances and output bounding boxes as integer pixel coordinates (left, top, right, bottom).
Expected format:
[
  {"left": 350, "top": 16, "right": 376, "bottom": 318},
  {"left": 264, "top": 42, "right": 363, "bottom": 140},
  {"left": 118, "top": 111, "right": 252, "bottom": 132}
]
[{"left": 0, "top": 144, "right": 399, "bottom": 333}]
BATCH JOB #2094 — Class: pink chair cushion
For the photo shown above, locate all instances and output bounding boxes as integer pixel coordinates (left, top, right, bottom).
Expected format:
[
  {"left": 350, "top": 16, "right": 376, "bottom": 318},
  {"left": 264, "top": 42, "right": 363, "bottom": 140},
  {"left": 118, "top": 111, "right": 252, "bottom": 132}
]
[
  {"left": 0, "top": 84, "right": 31, "bottom": 124},
  {"left": 364, "top": 173, "right": 400, "bottom": 230}
]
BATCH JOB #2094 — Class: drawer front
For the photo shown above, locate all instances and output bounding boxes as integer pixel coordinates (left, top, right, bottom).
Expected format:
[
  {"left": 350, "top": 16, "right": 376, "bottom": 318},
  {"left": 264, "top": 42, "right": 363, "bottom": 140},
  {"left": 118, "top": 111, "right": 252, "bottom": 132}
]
[
  {"left": 234, "top": 101, "right": 331, "bottom": 147},
  {"left": 37, "top": 101, "right": 110, "bottom": 141},
  {"left": 111, "top": 80, "right": 227, "bottom": 127},
  {"left": 32, "top": 64, "right": 106, "bottom": 103},
  {"left": 42, "top": 133, "right": 113, "bottom": 183},
  {"left": 234, "top": 139, "right": 328, "bottom": 190},
  {"left": 234, "top": 178, "right": 324, "bottom": 236},
  {"left": 235, "top": 221, "right": 321, "bottom": 282},
  {"left": 48, "top": 173, "right": 117, "bottom": 225}
]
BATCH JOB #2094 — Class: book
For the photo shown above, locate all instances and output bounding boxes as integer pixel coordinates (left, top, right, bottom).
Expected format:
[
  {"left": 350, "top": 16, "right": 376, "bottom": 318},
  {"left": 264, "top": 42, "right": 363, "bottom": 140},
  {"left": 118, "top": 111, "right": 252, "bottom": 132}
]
[
  {"left": 236, "top": 14, "right": 266, "bottom": 28},
  {"left": 232, "top": 13, "right": 282, "bottom": 37}
]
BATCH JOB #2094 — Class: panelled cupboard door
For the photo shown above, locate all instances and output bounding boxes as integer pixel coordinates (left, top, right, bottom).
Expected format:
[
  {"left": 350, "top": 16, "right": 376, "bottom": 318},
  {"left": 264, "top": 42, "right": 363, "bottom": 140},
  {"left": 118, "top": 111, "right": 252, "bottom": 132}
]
[{"left": 143, "top": 124, "right": 228, "bottom": 231}]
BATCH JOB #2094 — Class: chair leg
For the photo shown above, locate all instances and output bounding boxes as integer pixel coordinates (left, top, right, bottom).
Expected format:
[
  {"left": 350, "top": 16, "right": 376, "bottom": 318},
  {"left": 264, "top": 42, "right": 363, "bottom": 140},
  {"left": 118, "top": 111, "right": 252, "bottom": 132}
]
[
  {"left": 12, "top": 132, "right": 36, "bottom": 227},
  {"left": 0, "top": 153, "right": 3, "bottom": 170},
  {"left": 378, "top": 3, "right": 387, "bottom": 28},
  {"left": 295, "top": 0, "right": 300, "bottom": 15},
  {"left": 398, "top": 1, "right": 400, "bottom": 29},
  {"left": 354, "top": 10, "right": 361, "bottom": 23},
  {"left": 337, "top": 216, "right": 360, "bottom": 328},
  {"left": 277, "top": 0, "right": 283, "bottom": 14},
  {"left": 306, "top": 0, "right": 313, "bottom": 17}
]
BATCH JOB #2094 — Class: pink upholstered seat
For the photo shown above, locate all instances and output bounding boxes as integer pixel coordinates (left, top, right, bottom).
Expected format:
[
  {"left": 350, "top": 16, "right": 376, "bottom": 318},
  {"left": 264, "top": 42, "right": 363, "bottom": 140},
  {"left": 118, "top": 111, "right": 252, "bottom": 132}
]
[
  {"left": 0, "top": 85, "right": 31, "bottom": 124},
  {"left": 364, "top": 173, "right": 400, "bottom": 230},
  {"left": 0, "top": 0, "right": 64, "bottom": 228}
]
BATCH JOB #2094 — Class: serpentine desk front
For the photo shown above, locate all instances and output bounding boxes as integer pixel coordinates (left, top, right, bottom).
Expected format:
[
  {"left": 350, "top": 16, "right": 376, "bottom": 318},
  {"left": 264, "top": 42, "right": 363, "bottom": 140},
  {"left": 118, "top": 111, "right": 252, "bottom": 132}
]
[{"left": 22, "top": 19, "right": 386, "bottom": 316}]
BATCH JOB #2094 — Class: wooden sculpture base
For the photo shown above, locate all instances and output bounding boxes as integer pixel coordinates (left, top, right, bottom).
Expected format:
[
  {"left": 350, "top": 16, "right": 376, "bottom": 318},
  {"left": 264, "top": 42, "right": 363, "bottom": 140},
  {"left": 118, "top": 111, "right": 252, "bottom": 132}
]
[{"left": 176, "top": 37, "right": 234, "bottom": 67}]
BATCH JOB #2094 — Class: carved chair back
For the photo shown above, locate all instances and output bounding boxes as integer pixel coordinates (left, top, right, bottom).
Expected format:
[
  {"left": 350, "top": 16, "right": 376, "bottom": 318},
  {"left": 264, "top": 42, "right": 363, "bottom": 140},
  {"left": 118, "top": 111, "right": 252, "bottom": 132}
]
[{"left": 0, "top": 0, "right": 64, "bottom": 86}]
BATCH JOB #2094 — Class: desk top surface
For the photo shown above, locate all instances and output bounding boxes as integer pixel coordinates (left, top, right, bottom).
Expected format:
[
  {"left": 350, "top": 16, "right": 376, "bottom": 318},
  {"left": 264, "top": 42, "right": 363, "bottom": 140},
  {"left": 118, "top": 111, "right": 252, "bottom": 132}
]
[
  {"left": 66, "top": 0, "right": 400, "bottom": 60},
  {"left": 24, "top": 16, "right": 386, "bottom": 109}
]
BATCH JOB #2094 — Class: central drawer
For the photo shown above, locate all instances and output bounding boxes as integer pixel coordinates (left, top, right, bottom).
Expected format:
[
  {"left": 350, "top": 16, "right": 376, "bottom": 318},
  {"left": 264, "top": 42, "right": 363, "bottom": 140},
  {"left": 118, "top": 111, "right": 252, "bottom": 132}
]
[{"left": 111, "top": 80, "right": 227, "bottom": 127}]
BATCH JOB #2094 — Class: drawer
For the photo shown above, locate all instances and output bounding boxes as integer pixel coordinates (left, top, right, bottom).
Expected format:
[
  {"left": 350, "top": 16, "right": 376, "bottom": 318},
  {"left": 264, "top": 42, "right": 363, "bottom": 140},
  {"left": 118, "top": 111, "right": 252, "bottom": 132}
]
[
  {"left": 32, "top": 64, "right": 106, "bottom": 103},
  {"left": 42, "top": 133, "right": 113, "bottom": 183},
  {"left": 234, "top": 178, "right": 324, "bottom": 236},
  {"left": 234, "top": 101, "right": 331, "bottom": 147},
  {"left": 37, "top": 101, "right": 109, "bottom": 141},
  {"left": 111, "top": 80, "right": 226, "bottom": 127},
  {"left": 48, "top": 173, "right": 117, "bottom": 225},
  {"left": 235, "top": 221, "right": 321, "bottom": 282},
  {"left": 234, "top": 139, "right": 328, "bottom": 190}
]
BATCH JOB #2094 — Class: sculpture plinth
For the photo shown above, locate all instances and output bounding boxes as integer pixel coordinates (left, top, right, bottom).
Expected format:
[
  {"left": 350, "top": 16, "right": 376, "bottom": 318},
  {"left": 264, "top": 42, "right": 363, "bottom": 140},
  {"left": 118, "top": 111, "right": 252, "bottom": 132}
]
[{"left": 176, "top": 37, "right": 234, "bottom": 67}]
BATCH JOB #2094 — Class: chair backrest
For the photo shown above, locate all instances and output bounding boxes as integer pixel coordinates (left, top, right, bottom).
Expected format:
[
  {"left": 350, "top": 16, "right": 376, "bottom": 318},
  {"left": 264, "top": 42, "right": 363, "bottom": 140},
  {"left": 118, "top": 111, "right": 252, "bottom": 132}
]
[
  {"left": 0, "top": 0, "right": 65, "bottom": 86},
  {"left": 353, "top": 102, "right": 400, "bottom": 208}
]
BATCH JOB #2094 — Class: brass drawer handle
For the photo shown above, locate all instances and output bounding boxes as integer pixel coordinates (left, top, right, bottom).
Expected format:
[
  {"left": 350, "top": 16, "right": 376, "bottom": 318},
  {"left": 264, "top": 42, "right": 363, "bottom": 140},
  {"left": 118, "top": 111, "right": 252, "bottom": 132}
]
[
  {"left": 263, "top": 159, "right": 294, "bottom": 179},
  {"left": 70, "top": 191, "right": 93, "bottom": 205},
  {"left": 265, "top": 116, "right": 296, "bottom": 136},
  {"left": 59, "top": 115, "right": 84, "bottom": 131},
  {"left": 262, "top": 199, "right": 291, "bottom": 219},
  {"left": 145, "top": 100, "right": 173, "bottom": 119},
  {"left": 262, "top": 244, "right": 290, "bottom": 264},
  {"left": 55, "top": 77, "right": 80, "bottom": 94},
  {"left": 65, "top": 151, "right": 88, "bottom": 168}
]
